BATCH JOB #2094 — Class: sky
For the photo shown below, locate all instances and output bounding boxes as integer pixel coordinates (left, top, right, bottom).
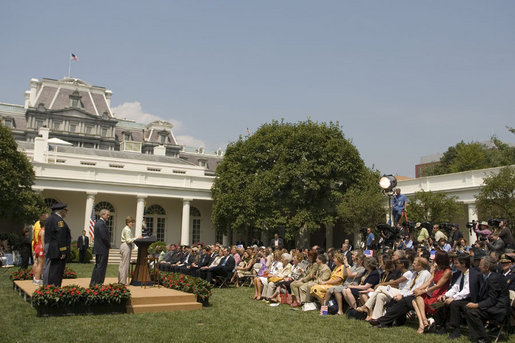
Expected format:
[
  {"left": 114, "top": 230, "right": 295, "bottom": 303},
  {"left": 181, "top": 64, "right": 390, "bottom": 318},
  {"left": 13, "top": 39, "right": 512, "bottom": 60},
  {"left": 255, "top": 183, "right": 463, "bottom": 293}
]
[{"left": 1, "top": 1, "right": 514, "bottom": 177}]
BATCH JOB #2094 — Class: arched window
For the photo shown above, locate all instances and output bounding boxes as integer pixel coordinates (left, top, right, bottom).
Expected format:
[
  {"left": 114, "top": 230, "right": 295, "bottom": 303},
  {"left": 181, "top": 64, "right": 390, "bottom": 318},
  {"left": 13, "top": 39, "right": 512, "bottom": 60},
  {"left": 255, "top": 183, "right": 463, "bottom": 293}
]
[
  {"left": 145, "top": 204, "right": 166, "bottom": 242},
  {"left": 44, "top": 198, "right": 59, "bottom": 209},
  {"left": 95, "top": 201, "right": 115, "bottom": 243},
  {"left": 190, "top": 206, "right": 201, "bottom": 243}
]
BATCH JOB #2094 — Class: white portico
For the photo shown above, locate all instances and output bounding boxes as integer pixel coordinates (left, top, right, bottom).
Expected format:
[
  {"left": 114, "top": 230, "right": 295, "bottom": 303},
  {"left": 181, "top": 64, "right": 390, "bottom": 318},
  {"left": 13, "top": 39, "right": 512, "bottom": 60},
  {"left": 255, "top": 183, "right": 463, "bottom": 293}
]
[
  {"left": 22, "top": 128, "right": 217, "bottom": 247},
  {"left": 397, "top": 166, "right": 512, "bottom": 243}
]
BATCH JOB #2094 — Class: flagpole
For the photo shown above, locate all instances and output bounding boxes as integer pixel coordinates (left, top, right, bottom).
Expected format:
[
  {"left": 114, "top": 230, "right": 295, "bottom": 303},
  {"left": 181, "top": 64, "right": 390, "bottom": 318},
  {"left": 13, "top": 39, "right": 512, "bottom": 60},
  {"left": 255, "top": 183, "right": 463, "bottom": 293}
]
[{"left": 68, "top": 55, "right": 71, "bottom": 78}]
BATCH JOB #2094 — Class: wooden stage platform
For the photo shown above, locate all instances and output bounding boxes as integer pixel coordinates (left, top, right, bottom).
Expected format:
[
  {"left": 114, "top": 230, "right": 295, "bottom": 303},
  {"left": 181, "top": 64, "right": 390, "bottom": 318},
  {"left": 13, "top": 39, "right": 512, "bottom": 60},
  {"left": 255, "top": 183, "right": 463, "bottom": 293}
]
[{"left": 13, "top": 277, "right": 202, "bottom": 314}]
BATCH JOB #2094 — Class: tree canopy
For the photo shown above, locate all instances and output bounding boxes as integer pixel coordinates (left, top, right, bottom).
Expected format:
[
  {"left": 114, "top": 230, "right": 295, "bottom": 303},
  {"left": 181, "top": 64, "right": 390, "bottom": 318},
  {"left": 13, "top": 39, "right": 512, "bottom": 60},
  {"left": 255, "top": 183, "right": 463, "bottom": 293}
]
[
  {"left": 475, "top": 166, "right": 515, "bottom": 224},
  {"left": 337, "top": 168, "right": 387, "bottom": 233},
  {"left": 423, "top": 136, "right": 515, "bottom": 176},
  {"left": 0, "top": 123, "right": 45, "bottom": 224},
  {"left": 211, "top": 120, "right": 366, "bottom": 240},
  {"left": 406, "top": 190, "right": 464, "bottom": 224}
]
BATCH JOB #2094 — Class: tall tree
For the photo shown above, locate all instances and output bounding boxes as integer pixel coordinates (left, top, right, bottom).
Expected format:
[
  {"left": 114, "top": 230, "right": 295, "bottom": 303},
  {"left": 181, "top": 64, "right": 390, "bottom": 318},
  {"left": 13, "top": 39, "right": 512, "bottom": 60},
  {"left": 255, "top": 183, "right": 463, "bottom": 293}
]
[
  {"left": 337, "top": 168, "right": 386, "bottom": 233},
  {"left": 406, "top": 190, "right": 464, "bottom": 224},
  {"left": 475, "top": 166, "right": 515, "bottom": 224},
  {"left": 0, "top": 123, "right": 45, "bottom": 224},
  {"left": 211, "top": 120, "right": 366, "bottom": 240}
]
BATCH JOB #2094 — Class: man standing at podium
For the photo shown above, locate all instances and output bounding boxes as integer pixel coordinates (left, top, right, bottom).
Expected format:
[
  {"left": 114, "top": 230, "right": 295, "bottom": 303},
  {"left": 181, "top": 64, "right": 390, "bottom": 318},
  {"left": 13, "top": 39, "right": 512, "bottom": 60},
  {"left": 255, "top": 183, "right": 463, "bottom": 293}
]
[{"left": 90, "top": 209, "right": 111, "bottom": 286}]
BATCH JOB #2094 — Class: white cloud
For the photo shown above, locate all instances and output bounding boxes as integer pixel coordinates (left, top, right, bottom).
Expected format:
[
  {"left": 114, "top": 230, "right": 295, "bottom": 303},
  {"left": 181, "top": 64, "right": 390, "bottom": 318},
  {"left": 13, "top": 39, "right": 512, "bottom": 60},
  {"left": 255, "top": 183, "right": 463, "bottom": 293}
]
[
  {"left": 112, "top": 101, "right": 209, "bottom": 148},
  {"left": 176, "top": 135, "right": 206, "bottom": 148},
  {"left": 111, "top": 101, "right": 164, "bottom": 124}
]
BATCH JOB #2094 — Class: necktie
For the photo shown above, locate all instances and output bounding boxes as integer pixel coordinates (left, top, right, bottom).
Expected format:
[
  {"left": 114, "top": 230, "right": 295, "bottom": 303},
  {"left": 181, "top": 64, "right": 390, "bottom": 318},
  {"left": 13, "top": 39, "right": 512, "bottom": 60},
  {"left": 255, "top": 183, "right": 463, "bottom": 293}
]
[
  {"left": 409, "top": 272, "right": 419, "bottom": 290},
  {"left": 459, "top": 274, "right": 464, "bottom": 291}
]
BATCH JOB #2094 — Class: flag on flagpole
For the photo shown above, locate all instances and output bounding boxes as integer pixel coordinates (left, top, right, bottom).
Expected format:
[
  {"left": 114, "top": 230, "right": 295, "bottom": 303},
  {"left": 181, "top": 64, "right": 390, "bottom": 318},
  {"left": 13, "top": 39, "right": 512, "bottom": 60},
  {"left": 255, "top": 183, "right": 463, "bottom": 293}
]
[
  {"left": 88, "top": 208, "right": 95, "bottom": 241},
  {"left": 71, "top": 53, "right": 79, "bottom": 61}
]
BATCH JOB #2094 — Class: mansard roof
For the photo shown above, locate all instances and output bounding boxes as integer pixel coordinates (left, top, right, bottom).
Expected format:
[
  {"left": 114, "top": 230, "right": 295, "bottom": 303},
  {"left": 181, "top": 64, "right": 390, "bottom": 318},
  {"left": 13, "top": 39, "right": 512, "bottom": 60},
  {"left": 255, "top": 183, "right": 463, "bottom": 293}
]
[{"left": 30, "top": 78, "right": 113, "bottom": 117}]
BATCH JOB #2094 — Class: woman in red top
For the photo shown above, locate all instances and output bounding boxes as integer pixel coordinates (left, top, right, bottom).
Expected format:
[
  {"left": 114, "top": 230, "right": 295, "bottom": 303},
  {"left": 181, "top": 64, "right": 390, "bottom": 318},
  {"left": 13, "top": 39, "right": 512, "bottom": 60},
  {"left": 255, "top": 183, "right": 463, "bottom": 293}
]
[{"left": 412, "top": 251, "right": 451, "bottom": 333}]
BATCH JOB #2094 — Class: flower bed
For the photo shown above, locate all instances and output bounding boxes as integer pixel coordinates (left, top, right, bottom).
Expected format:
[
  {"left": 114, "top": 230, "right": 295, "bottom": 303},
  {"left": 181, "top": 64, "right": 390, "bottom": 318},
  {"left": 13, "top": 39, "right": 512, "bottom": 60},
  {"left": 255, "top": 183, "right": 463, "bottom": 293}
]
[
  {"left": 159, "top": 273, "right": 212, "bottom": 306},
  {"left": 10, "top": 266, "right": 77, "bottom": 281},
  {"left": 31, "top": 283, "right": 130, "bottom": 317}
]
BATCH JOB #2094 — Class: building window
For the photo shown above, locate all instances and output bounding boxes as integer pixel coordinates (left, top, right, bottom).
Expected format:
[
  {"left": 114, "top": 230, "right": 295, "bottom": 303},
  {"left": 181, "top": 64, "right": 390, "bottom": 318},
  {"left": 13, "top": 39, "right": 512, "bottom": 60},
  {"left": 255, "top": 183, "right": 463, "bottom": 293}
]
[
  {"left": 94, "top": 201, "right": 115, "bottom": 244},
  {"left": 70, "top": 124, "right": 77, "bottom": 132},
  {"left": 53, "top": 121, "right": 61, "bottom": 130},
  {"left": 124, "top": 133, "right": 131, "bottom": 141},
  {"left": 101, "top": 127, "right": 108, "bottom": 137},
  {"left": 145, "top": 204, "right": 166, "bottom": 242},
  {"left": 160, "top": 135, "right": 167, "bottom": 144},
  {"left": 190, "top": 206, "right": 201, "bottom": 244},
  {"left": 36, "top": 119, "right": 44, "bottom": 129},
  {"left": 85, "top": 126, "right": 93, "bottom": 134},
  {"left": 215, "top": 230, "right": 224, "bottom": 244},
  {"left": 3, "top": 118, "right": 14, "bottom": 128}
]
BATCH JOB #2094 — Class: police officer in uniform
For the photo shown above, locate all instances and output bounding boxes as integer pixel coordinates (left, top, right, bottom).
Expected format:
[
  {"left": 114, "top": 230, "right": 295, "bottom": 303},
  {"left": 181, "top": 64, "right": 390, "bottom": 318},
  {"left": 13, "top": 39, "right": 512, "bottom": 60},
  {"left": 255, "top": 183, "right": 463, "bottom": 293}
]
[{"left": 43, "top": 203, "right": 71, "bottom": 287}]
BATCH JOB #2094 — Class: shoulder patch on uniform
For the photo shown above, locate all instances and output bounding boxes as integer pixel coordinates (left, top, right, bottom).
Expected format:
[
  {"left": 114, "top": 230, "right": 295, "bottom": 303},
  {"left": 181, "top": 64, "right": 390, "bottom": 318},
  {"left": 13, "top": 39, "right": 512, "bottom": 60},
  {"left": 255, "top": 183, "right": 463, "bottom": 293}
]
[{"left": 58, "top": 221, "right": 64, "bottom": 227}]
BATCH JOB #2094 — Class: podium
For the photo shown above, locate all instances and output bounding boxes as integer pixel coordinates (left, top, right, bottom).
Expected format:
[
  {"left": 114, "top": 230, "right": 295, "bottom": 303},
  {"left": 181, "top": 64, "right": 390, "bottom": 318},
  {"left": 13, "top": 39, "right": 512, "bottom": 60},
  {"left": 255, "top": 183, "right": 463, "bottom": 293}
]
[{"left": 130, "top": 236, "right": 157, "bottom": 286}]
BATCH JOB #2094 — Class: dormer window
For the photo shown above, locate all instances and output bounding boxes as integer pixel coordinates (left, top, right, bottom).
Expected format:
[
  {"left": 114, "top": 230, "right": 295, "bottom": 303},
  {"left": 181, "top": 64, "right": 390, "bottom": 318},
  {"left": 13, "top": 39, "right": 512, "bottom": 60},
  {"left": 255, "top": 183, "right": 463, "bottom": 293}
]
[
  {"left": 123, "top": 132, "right": 131, "bottom": 141},
  {"left": 69, "top": 90, "right": 83, "bottom": 108},
  {"left": 160, "top": 134, "right": 167, "bottom": 144},
  {"left": 3, "top": 117, "right": 14, "bottom": 128}
]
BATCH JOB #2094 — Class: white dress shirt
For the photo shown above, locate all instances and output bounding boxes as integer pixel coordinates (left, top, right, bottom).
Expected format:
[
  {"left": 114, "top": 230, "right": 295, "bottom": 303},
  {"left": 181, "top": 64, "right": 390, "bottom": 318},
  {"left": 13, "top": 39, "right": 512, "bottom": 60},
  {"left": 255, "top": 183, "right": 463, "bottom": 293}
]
[{"left": 445, "top": 269, "right": 470, "bottom": 301}]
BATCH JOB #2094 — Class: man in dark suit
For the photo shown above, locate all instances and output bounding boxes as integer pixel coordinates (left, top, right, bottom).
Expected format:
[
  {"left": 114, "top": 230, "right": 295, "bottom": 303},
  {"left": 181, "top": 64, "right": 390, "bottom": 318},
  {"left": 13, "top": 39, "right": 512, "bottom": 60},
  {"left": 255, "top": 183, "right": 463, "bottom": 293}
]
[
  {"left": 77, "top": 229, "right": 89, "bottom": 263},
  {"left": 206, "top": 247, "right": 235, "bottom": 284},
  {"left": 270, "top": 233, "right": 284, "bottom": 250},
  {"left": 499, "top": 253, "right": 515, "bottom": 291},
  {"left": 464, "top": 256, "right": 511, "bottom": 343},
  {"left": 90, "top": 209, "right": 111, "bottom": 286},
  {"left": 181, "top": 246, "right": 212, "bottom": 276},
  {"left": 43, "top": 203, "right": 71, "bottom": 287},
  {"left": 434, "top": 254, "right": 483, "bottom": 338},
  {"left": 170, "top": 246, "right": 194, "bottom": 272}
]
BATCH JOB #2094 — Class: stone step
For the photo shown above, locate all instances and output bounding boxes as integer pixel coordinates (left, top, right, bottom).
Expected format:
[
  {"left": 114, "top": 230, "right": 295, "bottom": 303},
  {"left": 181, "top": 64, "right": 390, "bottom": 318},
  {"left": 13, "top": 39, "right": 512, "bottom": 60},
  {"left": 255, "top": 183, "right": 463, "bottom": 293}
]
[
  {"left": 129, "top": 293, "right": 196, "bottom": 305},
  {"left": 127, "top": 302, "right": 202, "bottom": 314}
]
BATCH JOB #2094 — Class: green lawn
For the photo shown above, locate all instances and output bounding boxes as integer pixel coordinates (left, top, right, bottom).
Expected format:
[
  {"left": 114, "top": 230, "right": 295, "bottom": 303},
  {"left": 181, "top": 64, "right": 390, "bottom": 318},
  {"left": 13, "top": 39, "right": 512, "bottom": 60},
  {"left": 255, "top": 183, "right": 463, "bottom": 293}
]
[{"left": 1, "top": 263, "right": 476, "bottom": 343}]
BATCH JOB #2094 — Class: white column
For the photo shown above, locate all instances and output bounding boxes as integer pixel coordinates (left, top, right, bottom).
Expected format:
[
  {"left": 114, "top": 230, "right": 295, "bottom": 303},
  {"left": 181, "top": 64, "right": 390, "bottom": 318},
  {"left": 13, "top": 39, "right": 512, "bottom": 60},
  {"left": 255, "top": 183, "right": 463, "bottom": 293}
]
[
  {"left": 181, "top": 198, "right": 192, "bottom": 245},
  {"left": 222, "top": 234, "right": 230, "bottom": 246},
  {"left": 325, "top": 225, "right": 334, "bottom": 250},
  {"left": 84, "top": 193, "right": 96, "bottom": 244},
  {"left": 135, "top": 195, "right": 147, "bottom": 238},
  {"left": 467, "top": 203, "right": 478, "bottom": 245}
]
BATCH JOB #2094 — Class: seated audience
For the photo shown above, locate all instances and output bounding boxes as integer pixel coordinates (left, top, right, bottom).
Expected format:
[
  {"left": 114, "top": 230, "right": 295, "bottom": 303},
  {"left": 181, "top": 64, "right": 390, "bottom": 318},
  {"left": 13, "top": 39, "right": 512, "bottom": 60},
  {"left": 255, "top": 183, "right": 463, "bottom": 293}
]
[{"left": 411, "top": 251, "right": 452, "bottom": 333}]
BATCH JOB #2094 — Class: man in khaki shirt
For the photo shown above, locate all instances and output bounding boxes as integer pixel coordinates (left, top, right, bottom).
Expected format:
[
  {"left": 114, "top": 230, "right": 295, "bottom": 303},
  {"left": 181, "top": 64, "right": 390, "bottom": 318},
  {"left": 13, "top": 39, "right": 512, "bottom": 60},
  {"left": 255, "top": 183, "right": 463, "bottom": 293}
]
[{"left": 298, "top": 254, "right": 331, "bottom": 304}]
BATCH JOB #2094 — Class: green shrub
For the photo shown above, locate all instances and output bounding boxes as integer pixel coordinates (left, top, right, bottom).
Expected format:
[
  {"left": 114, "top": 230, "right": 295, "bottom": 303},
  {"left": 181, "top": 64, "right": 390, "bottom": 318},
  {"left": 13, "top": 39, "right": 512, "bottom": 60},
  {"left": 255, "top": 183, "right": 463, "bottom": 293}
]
[
  {"left": 69, "top": 241, "right": 92, "bottom": 262},
  {"left": 149, "top": 241, "right": 166, "bottom": 254}
]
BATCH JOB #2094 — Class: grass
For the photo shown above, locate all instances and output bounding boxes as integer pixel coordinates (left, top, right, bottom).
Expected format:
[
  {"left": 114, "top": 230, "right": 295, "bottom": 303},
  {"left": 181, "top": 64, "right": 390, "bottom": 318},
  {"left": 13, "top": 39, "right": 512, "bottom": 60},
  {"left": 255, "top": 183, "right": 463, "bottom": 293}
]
[{"left": 1, "top": 263, "right": 475, "bottom": 343}]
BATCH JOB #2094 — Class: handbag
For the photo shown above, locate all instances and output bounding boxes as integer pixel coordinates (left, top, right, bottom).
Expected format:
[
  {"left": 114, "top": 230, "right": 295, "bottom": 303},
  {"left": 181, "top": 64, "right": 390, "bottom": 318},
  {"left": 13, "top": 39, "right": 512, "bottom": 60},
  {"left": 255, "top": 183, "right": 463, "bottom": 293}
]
[
  {"left": 268, "top": 276, "right": 283, "bottom": 283},
  {"left": 279, "top": 293, "right": 292, "bottom": 305}
]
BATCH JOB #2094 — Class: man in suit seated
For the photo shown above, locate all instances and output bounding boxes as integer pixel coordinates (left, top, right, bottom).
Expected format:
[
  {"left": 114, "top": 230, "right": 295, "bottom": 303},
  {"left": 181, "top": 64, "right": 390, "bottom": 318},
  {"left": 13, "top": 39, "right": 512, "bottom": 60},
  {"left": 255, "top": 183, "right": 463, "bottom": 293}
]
[
  {"left": 196, "top": 246, "right": 222, "bottom": 279},
  {"left": 464, "top": 256, "right": 510, "bottom": 343},
  {"left": 181, "top": 246, "right": 212, "bottom": 276},
  {"left": 372, "top": 257, "right": 432, "bottom": 328},
  {"left": 434, "top": 254, "right": 483, "bottom": 339},
  {"left": 205, "top": 248, "right": 235, "bottom": 284},
  {"left": 169, "top": 246, "right": 194, "bottom": 273},
  {"left": 159, "top": 244, "right": 183, "bottom": 272}
]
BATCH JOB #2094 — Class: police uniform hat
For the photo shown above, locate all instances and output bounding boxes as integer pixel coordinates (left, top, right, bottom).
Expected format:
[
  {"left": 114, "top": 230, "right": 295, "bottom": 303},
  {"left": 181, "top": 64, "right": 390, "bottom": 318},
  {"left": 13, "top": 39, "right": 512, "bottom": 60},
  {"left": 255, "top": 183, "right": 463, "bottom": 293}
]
[
  {"left": 51, "top": 202, "right": 67, "bottom": 211},
  {"left": 499, "top": 254, "right": 514, "bottom": 263}
]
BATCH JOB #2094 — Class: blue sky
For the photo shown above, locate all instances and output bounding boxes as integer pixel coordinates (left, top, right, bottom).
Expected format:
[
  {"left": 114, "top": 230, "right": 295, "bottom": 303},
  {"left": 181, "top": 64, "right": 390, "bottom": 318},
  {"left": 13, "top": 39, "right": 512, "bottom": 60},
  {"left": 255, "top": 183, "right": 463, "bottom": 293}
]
[{"left": 1, "top": 1, "right": 514, "bottom": 177}]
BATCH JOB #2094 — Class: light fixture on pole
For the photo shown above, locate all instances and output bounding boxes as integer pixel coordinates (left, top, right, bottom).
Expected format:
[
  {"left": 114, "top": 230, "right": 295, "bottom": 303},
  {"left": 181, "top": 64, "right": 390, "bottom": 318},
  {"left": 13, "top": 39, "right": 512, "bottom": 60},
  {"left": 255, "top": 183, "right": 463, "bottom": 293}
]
[{"left": 379, "top": 175, "right": 397, "bottom": 225}]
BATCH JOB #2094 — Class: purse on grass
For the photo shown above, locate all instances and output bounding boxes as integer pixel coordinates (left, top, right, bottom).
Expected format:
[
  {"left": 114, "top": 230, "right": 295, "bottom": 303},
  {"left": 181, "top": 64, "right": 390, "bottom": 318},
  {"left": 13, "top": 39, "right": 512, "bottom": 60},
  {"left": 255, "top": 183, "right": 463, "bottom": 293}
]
[{"left": 279, "top": 293, "right": 292, "bottom": 305}]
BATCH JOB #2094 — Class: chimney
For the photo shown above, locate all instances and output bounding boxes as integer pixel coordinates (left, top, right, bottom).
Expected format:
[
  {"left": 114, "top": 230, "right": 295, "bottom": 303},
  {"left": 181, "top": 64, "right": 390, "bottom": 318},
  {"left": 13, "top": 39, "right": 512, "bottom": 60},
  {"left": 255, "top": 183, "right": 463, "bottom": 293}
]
[
  {"left": 24, "top": 91, "right": 31, "bottom": 109},
  {"left": 154, "top": 145, "right": 166, "bottom": 156},
  {"left": 29, "top": 78, "right": 39, "bottom": 107},
  {"left": 33, "top": 127, "right": 49, "bottom": 163}
]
